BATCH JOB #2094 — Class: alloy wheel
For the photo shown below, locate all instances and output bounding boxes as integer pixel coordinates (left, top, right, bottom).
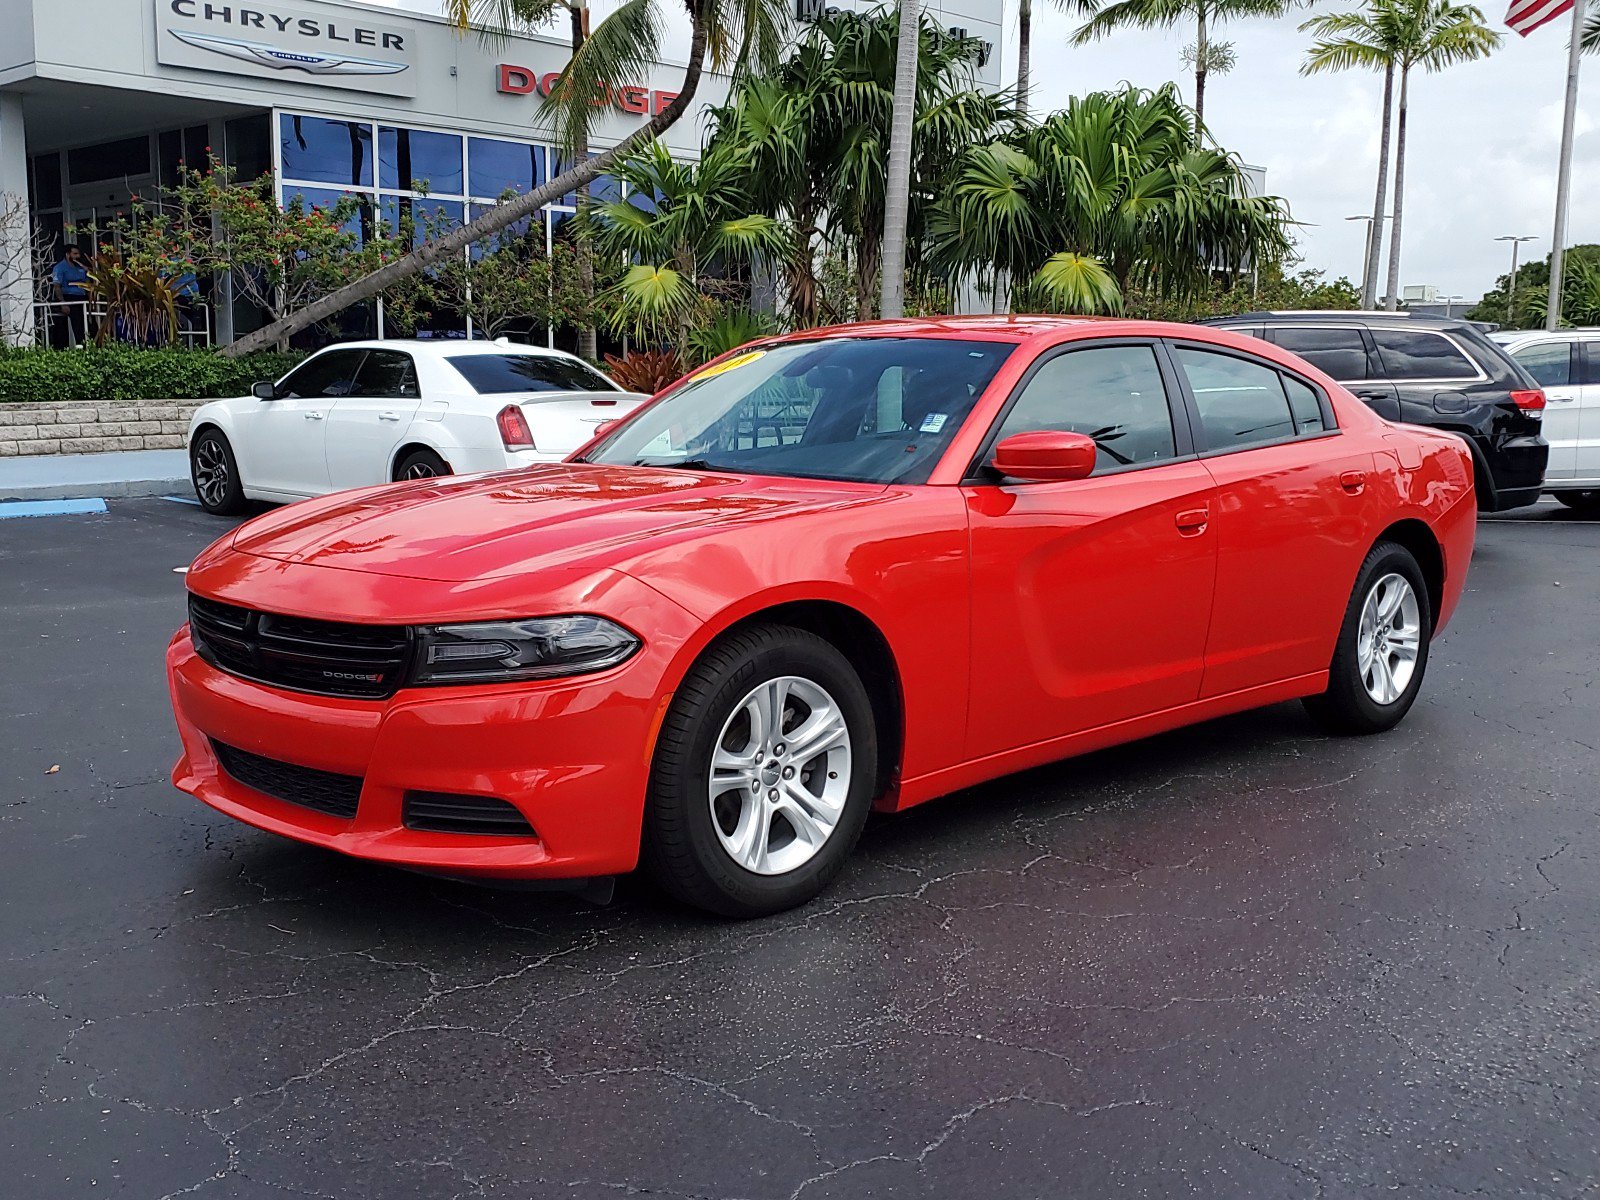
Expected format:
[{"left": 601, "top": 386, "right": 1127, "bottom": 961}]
[
  {"left": 404, "top": 462, "right": 439, "bottom": 479},
  {"left": 1357, "top": 572, "right": 1421, "bottom": 705},
  {"left": 707, "top": 675, "right": 853, "bottom": 876},
  {"left": 193, "top": 439, "right": 229, "bottom": 508}
]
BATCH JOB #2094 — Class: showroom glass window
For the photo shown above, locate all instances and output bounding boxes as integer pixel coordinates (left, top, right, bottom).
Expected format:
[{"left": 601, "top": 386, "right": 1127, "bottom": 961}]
[{"left": 994, "top": 345, "right": 1177, "bottom": 473}]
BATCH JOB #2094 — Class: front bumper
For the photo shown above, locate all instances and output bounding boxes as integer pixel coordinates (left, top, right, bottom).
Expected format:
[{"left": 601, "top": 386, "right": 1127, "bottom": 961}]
[{"left": 167, "top": 629, "right": 666, "bottom": 879}]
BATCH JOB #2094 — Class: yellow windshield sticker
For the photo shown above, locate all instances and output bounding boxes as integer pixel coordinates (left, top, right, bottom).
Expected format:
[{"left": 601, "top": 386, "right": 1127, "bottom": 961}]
[{"left": 693, "top": 350, "right": 766, "bottom": 381}]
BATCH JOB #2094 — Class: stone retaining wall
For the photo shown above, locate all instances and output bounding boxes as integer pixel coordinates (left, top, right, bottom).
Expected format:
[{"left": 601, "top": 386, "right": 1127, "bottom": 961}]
[{"left": 0, "top": 400, "right": 200, "bottom": 456}]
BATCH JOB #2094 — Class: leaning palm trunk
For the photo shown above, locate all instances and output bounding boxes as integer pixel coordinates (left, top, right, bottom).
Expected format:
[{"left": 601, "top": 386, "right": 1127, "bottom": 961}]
[
  {"left": 222, "top": 20, "right": 709, "bottom": 357},
  {"left": 1383, "top": 64, "right": 1409, "bottom": 312},
  {"left": 1364, "top": 62, "right": 1394, "bottom": 309},
  {"left": 879, "top": 0, "right": 921, "bottom": 319},
  {"left": 572, "top": 1, "right": 597, "bottom": 362}
]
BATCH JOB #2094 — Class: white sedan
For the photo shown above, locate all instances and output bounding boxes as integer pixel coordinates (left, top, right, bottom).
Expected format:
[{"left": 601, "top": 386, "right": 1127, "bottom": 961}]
[{"left": 186, "top": 339, "right": 647, "bottom": 514}]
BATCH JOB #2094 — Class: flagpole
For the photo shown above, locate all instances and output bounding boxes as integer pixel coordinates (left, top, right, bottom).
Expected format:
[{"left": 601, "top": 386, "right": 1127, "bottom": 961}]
[{"left": 1546, "top": 0, "right": 1586, "bottom": 331}]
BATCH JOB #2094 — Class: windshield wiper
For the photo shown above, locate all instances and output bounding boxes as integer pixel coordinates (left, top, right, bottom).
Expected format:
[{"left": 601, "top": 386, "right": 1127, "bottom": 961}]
[{"left": 633, "top": 457, "right": 720, "bottom": 471}]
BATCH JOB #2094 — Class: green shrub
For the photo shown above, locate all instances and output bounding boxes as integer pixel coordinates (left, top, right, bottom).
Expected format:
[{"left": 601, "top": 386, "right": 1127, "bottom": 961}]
[{"left": 0, "top": 346, "right": 305, "bottom": 404}]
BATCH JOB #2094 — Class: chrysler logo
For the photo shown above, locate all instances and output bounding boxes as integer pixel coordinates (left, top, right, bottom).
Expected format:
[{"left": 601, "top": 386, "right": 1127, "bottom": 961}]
[{"left": 169, "top": 29, "right": 409, "bottom": 77}]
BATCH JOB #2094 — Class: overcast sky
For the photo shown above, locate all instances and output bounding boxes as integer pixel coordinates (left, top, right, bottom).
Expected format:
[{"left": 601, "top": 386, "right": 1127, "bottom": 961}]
[{"left": 374, "top": 0, "right": 1595, "bottom": 304}]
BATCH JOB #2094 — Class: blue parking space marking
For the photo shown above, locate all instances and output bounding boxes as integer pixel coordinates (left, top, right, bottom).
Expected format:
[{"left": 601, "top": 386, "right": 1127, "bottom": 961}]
[
  {"left": 162, "top": 495, "right": 202, "bottom": 507},
  {"left": 0, "top": 498, "right": 109, "bottom": 520}
]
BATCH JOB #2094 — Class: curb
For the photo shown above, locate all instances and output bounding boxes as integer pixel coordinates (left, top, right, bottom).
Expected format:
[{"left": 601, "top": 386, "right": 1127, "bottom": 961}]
[
  {"left": 0, "top": 449, "right": 190, "bottom": 503},
  {"left": 0, "top": 476, "right": 190, "bottom": 502}
]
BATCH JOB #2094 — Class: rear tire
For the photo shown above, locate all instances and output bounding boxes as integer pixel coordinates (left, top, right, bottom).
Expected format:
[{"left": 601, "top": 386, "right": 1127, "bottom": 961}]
[
  {"left": 189, "top": 428, "right": 247, "bottom": 516},
  {"left": 395, "top": 448, "right": 451, "bottom": 481},
  {"left": 642, "top": 624, "right": 878, "bottom": 918},
  {"left": 1303, "top": 541, "right": 1432, "bottom": 736},
  {"left": 1553, "top": 489, "right": 1600, "bottom": 516}
]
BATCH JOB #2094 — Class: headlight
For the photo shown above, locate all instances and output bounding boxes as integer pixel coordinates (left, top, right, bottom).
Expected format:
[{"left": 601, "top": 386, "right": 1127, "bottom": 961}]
[{"left": 411, "top": 615, "right": 641, "bottom": 685}]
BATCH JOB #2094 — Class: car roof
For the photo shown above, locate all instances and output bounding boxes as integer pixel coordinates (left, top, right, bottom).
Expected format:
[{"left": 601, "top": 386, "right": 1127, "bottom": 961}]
[
  {"left": 312, "top": 338, "right": 583, "bottom": 360},
  {"left": 1202, "top": 310, "right": 1485, "bottom": 332},
  {"left": 1490, "top": 327, "right": 1600, "bottom": 342}
]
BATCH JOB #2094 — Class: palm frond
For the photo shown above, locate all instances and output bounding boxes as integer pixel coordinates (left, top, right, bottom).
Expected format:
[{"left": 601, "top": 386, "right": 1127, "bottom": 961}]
[
  {"left": 544, "top": 0, "right": 664, "bottom": 155},
  {"left": 1031, "top": 252, "right": 1124, "bottom": 314}
]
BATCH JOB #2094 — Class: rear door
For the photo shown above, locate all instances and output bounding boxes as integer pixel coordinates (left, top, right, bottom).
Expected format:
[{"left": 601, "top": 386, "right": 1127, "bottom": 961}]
[
  {"left": 233, "top": 348, "right": 363, "bottom": 496},
  {"left": 1505, "top": 337, "right": 1577, "bottom": 479},
  {"left": 1266, "top": 324, "right": 1401, "bottom": 420},
  {"left": 962, "top": 340, "right": 1217, "bottom": 757},
  {"left": 325, "top": 349, "right": 424, "bottom": 489},
  {"left": 1167, "top": 341, "right": 1378, "bottom": 697}
]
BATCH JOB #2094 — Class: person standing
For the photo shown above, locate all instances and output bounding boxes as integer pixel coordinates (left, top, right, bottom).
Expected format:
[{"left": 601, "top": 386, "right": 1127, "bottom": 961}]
[{"left": 50, "top": 245, "right": 90, "bottom": 348}]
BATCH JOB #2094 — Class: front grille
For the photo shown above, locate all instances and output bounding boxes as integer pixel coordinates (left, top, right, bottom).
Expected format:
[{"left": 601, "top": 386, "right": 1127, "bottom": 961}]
[
  {"left": 212, "top": 741, "right": 363, "bottom": 819},
  {"left": 404, "top": 791, "right": 537, "bottom": 837},
  {"left": 188, "top": 595, "right": 412, "bottom": 699}
]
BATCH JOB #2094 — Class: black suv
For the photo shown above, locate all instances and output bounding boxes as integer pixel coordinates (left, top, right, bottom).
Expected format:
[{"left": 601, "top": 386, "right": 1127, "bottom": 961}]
[{"left": 1202, "top": 312, "right": 1549, "bottom": 511}]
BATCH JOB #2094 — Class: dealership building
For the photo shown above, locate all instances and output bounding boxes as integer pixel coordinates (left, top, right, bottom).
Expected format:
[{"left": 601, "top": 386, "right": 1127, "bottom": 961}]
[{"left": 0, "top": 0, "right": 1006, "bottom": 346}]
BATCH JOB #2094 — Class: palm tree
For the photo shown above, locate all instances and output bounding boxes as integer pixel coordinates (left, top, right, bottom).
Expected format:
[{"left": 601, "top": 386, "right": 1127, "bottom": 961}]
[
  {"left": 710, "top": 10, "right": 1012, "bottom": 322},
  {"left": 927, "top": 84, "right": 1291, "bottom": 312},
  {"left": 450, "top": 0, "right": 600, "bottom": 358},
  {"left": 1072, "top": 0, "right": 1299, "bottom": 126},
  {"left": 880, "top": 0, "right": 922, "bottom": 318},
  {"left": 220, "top": 0, "right": 789, "bottom": 356},
  {"left": 1306, "top": 0, "right": 1496, "bottom": 313},
  {"left": 584, "top": 141, "right": 787, "bottom": 344}
]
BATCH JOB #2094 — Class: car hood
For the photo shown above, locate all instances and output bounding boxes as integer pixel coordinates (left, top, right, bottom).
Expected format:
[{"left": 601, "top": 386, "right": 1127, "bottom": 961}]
[{"left": 227, "top": 463, "right": 888, "bottom": 582}]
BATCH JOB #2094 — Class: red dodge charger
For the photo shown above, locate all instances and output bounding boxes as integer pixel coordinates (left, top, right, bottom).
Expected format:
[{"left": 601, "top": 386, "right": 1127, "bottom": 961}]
[{"left": 168, "top": 317, "right": 1478, "bottom": 916}]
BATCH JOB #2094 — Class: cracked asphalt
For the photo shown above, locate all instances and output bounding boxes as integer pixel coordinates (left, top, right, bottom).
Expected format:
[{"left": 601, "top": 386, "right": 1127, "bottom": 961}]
[{"left": 2, "top": 496, "right": 1597, "bottom": 1199}]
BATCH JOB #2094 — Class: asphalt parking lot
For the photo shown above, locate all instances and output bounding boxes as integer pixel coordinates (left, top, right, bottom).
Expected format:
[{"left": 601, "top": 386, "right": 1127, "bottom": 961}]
[{"left": 2, "top": 496, "right": 1598, "bottom": 1199}]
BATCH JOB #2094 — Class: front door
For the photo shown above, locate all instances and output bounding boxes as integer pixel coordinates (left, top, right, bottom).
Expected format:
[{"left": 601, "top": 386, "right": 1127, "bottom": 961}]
[
  {"left": 1507, "top": 337, "right": 1578, "bottom": 480},
  {"left": 1166, "top": 342, "right": 1379, "bottom": 696},
  {"left": 326, "top": 349, "right": 425, "bottom": 490},
  {"left": 233, "top": 349, "right": 365, "bottom": 497},
  {"left": 963, "top": 341, "right": 1218, "bottom": 759}
]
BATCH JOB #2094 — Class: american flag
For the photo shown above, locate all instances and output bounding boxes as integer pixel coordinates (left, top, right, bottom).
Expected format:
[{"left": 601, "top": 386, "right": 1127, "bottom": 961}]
[{"left": 1504, "top": 0, "right": 1574, "bottom": 36}]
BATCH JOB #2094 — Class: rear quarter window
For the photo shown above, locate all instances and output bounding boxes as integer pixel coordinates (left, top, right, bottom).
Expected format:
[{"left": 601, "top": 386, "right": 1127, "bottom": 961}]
[{"left": 1370, "top": 329, "right": 1479, "bottom": 381}]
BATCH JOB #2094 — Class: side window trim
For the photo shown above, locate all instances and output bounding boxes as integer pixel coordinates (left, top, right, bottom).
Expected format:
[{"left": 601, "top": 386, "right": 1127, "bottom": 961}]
[
  {"left": 962, "top": 337, "right": 1195, "bottom": 482},
  {"left": 1163, "top": 337, "right": 1343, "bottom": 458}
]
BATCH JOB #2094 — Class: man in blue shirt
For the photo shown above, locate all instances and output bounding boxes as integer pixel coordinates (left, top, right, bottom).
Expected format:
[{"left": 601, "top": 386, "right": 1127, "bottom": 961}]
[{"left": 50, "top": 246, "right": 91, "bottom": 348}]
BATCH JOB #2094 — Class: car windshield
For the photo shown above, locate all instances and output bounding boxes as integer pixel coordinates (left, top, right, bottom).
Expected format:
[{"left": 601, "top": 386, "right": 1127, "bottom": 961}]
[
  {"left": 447, "top": 353, "right": 618, "bottom": 395},
  {"left": 586, "top": 337, "right": 1016, "bottom": 484}
]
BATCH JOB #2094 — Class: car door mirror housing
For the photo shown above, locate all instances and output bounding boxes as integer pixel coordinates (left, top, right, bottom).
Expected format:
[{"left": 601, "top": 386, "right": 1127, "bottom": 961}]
[
  {"left": 991, "top": 431, "right": 1098, "bottom": 482},
  {"left": 252, "top": 381, "right": 278, "bottom": 401}
]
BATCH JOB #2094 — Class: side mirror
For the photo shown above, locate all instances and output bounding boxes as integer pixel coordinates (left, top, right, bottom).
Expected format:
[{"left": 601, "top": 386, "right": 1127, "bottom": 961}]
[
  {"left": 251, "top": 380, "right": 278, "bottom": 400},
  {"left": 991, "top": 431, "right": 1098, "bottom": 482}
]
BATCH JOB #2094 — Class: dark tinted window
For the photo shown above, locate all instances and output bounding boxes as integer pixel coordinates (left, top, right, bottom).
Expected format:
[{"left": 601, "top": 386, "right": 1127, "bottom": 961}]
[
  {"left": 379, "top": 127, "right": 463, "bottom": 193},
  {"left": 67, "top": 137, "right": 150, "bottom": 185},
  {"left": 1271, "top": 326, "right": 1371, "bottom": 381},
  {"left": 29, "top": 153, "right": 62, "bottom": 210},
  {"left": 448, "top": 354, "right": 617, "bottom": 394},
  {"left": 1174, "top": 348, "right": 1296, "bottom": 450},
  {"left": 1371, "top": 328, "right": 1478, "bottom": 380},
  {"left": 277, "top": 349, "right": 366, "bottom": 399},
  {"left": 224, "top": 114, "right": 272, "bottom": 182},
  {"left": 1578, "top": 342, "right": 1600, "bottom": 386},
  {"left": 351, "top": 350, "right": 419, "bottom": 398},
  {"left": 590, "top": 338, "right": 1016, "bottom": 484},
  {"left": 1509, "top": 340, "right": 1572, "bottom": 387},
  {"left": 995, "top": 345, "right": 1175, "bottom": 471},
  {"left": 1283, "top": 376, "right": 1328, "bottom": 434},
  {"left": 279, "top": 114, "right": 373, "bottom": 187}
]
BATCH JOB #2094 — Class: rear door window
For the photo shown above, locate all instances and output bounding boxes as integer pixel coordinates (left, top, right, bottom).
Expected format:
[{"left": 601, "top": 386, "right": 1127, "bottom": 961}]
[
  {"left": 1172, "top": 347, "right": 1297, "bottom": 451},
  {"left": 1370, "top": 329, "right": 1479, "bottom": 381},
  {"left": 1510, "top": 340, "right": 1574, "bottom": 387},
  {"left": 1268, "top": 326, "right": 1373, "bottom": 381}
]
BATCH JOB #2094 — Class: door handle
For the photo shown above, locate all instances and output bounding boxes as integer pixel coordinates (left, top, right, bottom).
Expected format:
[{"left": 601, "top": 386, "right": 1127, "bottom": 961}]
[
  {"left": 1340, "top": 470, "right": 1366, "bottom": 494},
  {"left": 1175, "top": 507, "right": 1210, "bottom": 534},
  {"left": 1547, "top": 394, "right": 1578, "bottom": 403},
  {"left": 304, "top": 412, "right": 324, "bottom": 421},
  {"left": 379, "top": 411, "right": 401, "bottom": 422}
]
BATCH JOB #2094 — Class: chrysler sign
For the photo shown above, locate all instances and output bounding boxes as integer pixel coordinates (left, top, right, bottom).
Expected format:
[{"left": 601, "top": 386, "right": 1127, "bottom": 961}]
[{"left": 155, "top": 0, "right": 419, "bottom": 97}]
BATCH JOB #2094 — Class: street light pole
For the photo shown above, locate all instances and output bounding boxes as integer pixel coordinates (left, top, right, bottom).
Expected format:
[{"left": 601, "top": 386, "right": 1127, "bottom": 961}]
[
  {"left": 1442, "top": 294, "right": 1464, "bottom": 318},
  {"left": 1494, "top": 235, "right": 1536, "bottom": 319},
  {"left": 1346, "top": 214, "right": 1389, "bottom": 307}
]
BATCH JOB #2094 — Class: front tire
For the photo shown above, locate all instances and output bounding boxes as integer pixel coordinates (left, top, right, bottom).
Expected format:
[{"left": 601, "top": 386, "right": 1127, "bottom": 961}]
[
  {"left": 1553, "top": 489, "right": 1600, "bottom": 516},
  {"left": 1304, "top": 541, "right": 1432, "bottom": 736},
  {"left": 395, "top": 448, "right": 451, "bottom": 481},
  {"left": 642, "top": 625, "right": 879, "bottom": 918},
  {"left": 190, "top": 428, "right": 247, "bottom": 516}
]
